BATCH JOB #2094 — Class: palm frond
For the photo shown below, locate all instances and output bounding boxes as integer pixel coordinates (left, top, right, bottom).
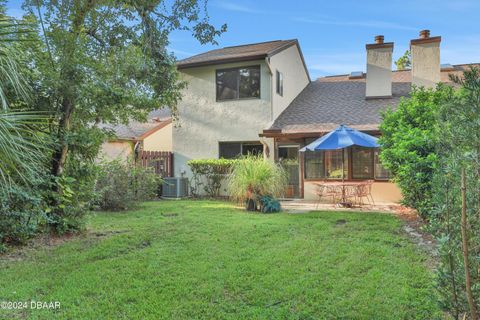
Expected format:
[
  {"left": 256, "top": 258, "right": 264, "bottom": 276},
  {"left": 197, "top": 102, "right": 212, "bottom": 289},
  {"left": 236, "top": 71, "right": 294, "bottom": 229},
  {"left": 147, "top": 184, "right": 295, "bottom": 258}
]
[
  {"left": 0, "top": 16, "right": 31, "bottom": 110},
  {"left": 0, "top": 111, "right": 50, "bottom": 193}
]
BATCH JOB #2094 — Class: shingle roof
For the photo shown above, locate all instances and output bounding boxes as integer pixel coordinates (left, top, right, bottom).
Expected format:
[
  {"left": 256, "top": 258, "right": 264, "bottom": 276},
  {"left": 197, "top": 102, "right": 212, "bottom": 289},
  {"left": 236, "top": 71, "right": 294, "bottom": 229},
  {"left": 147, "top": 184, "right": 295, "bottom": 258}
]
[
  {"left": 100, "top": 109, "right": 171, "bottom": 140},
  {"left": 177, "top": 40, "right": 298, "bottom": 69},
  {"left": 267, "top": 64, "right": 478, "bottom": 134}
]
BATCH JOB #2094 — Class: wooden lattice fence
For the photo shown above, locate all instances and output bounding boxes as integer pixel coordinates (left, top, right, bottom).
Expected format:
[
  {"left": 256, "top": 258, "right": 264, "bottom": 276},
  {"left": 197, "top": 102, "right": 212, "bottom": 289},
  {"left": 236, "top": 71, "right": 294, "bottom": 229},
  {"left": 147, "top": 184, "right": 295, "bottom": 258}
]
[{"left": 137, "top": 151, "right": 173, "bottom": 177}]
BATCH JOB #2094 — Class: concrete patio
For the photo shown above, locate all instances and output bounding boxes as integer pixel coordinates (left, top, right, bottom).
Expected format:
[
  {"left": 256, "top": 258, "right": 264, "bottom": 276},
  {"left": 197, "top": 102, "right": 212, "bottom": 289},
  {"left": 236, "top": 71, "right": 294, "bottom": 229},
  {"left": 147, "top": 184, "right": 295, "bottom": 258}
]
[{"left": 280, "top": 199, "right": 408, "bottom": 214}]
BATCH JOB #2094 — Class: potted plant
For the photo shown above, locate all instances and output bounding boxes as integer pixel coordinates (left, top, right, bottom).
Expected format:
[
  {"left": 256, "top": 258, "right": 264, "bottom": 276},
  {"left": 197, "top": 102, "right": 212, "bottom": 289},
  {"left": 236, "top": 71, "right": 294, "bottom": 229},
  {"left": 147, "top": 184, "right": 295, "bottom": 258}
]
[{"left": 228, "top": 155, "right": 287, "bottom": 212}]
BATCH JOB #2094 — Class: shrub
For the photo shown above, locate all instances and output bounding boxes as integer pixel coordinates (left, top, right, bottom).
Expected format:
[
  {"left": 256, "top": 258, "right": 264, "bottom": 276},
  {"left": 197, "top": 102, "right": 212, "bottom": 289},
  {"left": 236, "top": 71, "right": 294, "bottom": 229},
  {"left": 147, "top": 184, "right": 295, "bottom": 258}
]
[
  {"left": 228, "top": 155, "right": 287, "bottom": 211},
  {"left": 379, "top": 85, "right": 452, "bottom": 219},
  {"left": 46, "top": 175, "right": 89, "bottom": 234},
  {"left": 95, "top": 159, "right": 161, "bottom": 211},
  {"left": 0, "top": 184, "right": 46, "bottom": 247},
  {"left": 131, "top": 165, "right": 161, "bottom": 201},
  {"left": 187, "top": 158, "right": 236, "bottom": 197},
  {"left": 258, "top": 195, "right": 281, "bottom": 213},
  {"left": 429, "top": 68, "right": 480, "bottom": 319}
]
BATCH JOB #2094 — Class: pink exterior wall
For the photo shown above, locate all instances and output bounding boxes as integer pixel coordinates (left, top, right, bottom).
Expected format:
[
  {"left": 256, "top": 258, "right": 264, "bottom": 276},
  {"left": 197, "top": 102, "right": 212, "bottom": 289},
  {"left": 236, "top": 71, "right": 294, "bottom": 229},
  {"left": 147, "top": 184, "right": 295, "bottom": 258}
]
[{"left": 303, "top": 181, "right": 402, "bottom": 204}]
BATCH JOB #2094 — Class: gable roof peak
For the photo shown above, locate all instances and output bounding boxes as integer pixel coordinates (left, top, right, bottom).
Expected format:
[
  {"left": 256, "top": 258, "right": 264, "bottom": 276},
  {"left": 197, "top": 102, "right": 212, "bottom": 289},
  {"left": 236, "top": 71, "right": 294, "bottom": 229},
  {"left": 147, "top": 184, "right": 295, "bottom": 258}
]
[{"left": 176, "top": 39, "right": 299, "bottom": 69}]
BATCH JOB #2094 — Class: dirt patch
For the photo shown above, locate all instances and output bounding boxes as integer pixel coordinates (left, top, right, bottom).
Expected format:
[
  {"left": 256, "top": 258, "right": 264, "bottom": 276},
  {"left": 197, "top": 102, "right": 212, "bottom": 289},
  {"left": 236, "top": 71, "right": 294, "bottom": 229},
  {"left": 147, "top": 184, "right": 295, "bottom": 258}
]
[
  {"left": 1, "top": 229, "right": 131, "bottom": 263},
  {"left": 161, "top": 212, "right": 178, "bottom": 217},
  {"left": 92, "top": 230, "right": 130, "bottom": 237},
  {"left": 394, "top": 207, "right": 438, "bottom": 263},
  {"left": 1, "top": 232, "right": 85, "bottom": 262},
  {"left": 138, "top": 240, "right": 151, "bottom": 248},
  {"left": 335, "top": 219, "right": 347, "bottom": 225}
]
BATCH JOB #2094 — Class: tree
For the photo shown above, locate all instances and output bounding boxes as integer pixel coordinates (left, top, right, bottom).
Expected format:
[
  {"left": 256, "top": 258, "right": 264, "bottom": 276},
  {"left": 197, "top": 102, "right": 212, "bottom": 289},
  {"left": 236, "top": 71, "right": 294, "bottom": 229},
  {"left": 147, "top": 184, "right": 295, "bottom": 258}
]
[
  {"left": 432, "top": 67, "right": 480, "bottom": 319},
  {"left": 22, "top": 0, "right": 226, "bottom": 228},
  {"left": 379, "top": 85, "right": 453, "bottom": 218},
  {"left": 395, "top": 50, "right": 411, "bottom": 70}
]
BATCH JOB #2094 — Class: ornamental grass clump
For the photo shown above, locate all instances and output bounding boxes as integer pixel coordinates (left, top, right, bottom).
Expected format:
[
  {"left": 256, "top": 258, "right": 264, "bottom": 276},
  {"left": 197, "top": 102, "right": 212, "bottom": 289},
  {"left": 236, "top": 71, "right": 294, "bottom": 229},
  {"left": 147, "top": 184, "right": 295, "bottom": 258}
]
[{"left": 228, "top": 155, "right": 287, "bottom": 211}]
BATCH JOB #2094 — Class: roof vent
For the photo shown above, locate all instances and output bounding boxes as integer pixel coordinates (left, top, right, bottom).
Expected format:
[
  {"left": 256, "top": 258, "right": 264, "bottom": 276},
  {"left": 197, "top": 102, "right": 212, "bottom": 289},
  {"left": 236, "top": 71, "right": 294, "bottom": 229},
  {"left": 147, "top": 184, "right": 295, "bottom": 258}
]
[
  {"left": 349, "top": 71, "right": 364, "bottom": 79},
  {"left": 441, "top": 63, "right": 455, "bottom": 71}
]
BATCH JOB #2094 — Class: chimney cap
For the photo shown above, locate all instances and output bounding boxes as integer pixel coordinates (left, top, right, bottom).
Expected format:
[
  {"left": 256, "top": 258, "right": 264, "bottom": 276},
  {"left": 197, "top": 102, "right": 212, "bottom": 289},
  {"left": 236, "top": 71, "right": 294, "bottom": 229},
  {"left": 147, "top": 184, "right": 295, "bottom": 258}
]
[
  {"left": 374, "top": 35, "right": 384, "bottom": 44},
  {"left": 419, "top": 29, "right": 430, "bottom": 39},
  {"left": 410, "top": 30, "right": 441, "bottom": 45}
]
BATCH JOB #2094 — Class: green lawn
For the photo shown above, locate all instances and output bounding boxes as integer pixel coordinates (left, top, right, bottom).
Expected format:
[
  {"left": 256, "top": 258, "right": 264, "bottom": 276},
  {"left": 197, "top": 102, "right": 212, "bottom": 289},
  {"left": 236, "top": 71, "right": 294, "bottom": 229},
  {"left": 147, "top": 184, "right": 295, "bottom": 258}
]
[{"left": 0, "top": 200, "right": 442, "bottom": 319}]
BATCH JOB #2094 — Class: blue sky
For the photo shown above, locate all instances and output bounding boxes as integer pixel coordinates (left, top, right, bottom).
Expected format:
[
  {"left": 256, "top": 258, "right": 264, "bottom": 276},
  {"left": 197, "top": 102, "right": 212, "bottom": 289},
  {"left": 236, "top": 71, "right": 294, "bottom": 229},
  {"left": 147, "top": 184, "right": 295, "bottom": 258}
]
[{"left": 7, "top": 0, "right": 480, "bottom": 79}]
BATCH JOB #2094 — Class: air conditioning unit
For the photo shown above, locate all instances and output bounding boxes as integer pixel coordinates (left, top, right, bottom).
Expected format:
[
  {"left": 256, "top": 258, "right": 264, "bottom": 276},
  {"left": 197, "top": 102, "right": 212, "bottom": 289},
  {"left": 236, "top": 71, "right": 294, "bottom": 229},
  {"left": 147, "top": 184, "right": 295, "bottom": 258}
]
[{"left": 162, "top": 177, "right": 189, "bottom": 198}]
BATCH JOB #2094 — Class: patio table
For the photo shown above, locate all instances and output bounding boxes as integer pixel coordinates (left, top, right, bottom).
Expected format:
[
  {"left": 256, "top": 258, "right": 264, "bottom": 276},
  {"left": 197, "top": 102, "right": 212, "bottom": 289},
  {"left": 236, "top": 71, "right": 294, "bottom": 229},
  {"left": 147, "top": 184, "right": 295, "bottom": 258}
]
[{"left": 314, "top": 181, "right": 368, "bottom": 206}]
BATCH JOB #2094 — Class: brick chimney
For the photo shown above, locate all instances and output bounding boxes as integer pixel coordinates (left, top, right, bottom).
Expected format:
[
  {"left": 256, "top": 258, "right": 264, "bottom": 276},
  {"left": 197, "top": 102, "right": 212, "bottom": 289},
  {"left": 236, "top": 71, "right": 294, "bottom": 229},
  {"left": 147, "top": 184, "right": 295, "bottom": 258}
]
[
  {"left": 410, "top": 30, "right": 441, "bottom": 88},
  {"left": 365, "top": 35, "right": 393, "bottom": 99}
]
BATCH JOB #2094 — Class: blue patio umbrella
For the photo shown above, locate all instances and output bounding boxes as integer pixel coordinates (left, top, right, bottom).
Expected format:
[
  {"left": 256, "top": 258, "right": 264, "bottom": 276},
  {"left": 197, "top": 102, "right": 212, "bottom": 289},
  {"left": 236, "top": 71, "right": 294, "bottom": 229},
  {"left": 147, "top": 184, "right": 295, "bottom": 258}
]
[
  {"left": 299, "top": 125, "right": 380, "bottom": 203},
  {"left": 299, "top": 125, "right": 379, "bottom": 152}
]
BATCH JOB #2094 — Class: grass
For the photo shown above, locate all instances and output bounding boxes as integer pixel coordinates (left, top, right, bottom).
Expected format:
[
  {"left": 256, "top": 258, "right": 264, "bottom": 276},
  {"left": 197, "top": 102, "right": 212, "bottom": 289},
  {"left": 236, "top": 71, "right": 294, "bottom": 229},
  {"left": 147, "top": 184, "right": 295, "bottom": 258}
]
[{"left": 0, "top": 200, "right": 442, "bottom": 319}]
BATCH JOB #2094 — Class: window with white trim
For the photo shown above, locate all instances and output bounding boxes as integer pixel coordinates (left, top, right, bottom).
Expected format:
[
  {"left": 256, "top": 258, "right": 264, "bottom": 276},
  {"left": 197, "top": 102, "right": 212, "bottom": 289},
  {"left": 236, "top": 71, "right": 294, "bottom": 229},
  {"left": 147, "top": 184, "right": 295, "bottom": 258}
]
[{"left": 276, "top": 70, "right": 283, "bottom": 96}]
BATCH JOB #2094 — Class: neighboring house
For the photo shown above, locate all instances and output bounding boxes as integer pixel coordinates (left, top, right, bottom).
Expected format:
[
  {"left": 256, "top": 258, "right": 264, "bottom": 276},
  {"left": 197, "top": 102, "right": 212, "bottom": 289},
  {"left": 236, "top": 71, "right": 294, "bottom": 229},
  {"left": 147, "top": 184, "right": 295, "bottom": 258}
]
[
  {"left": 173, "top": 31, "right": 477, "bottom": 203},
  {"left": 99, "top": 109, "right": 172, "bottom": 161}
]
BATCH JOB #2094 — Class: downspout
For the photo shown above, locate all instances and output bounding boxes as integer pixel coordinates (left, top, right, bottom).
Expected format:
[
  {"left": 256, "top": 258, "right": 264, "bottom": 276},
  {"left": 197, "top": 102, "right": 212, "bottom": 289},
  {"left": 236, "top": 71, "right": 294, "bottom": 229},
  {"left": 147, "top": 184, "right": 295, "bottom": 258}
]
[
  {"left": 259, "top": 138, "right": 270, "bottom": 160},
  {"left": 133, "top": 140, "right": 142, "bottom": 163},
  {"left": 260, "top": 57, "right": 275, "bottom": 161},
  {"left": 265, "top": 57, "right": 273, "bottom": 121},
  {"left": 262, "top": 57, "right": 274, "bottom": 161}
]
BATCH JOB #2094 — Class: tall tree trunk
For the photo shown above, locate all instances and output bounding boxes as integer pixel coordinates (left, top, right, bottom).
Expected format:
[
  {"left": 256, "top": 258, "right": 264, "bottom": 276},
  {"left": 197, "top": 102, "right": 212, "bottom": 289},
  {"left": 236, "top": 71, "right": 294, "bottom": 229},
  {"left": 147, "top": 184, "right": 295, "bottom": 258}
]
[
  {"left": 49, "top": 0, "right": 93, "bottom": 180},
  {"left": 461, "top": 167, "right": 478, "bottom": 320},
  {"left": 51, "top": 97, "right": 74, "bottom": 177},
  {"left": 446, "top": 184, "right": 460, "bottom": 320}
]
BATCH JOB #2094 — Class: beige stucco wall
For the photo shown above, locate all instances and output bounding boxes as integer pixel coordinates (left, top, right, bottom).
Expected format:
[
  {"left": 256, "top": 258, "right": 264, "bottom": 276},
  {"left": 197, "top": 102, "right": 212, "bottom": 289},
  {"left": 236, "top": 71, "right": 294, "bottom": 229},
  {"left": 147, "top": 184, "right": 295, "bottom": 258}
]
[
  {"left": 303, "top": 181, "right": 402, "bottom": 204},
  {"left": 99, "top": 141, "right": 134, "bottom": 161},
  {"left": 173, "top": 60, "right": 272, "bottom": 177},
  {"left": 173, "top": 46, "right": 310, "bottom": 178},
  {"left": 269, "top": 45, "right": 310, "bottom": 120},
  {"left": 366, "top": 46, "right": 393, "bottom": 97},
  {"left": 411, "top": 41, "right": 440, "bottom": 88},
  {"left": 143, "top": 122, "right": 173, "bottom": 151}
]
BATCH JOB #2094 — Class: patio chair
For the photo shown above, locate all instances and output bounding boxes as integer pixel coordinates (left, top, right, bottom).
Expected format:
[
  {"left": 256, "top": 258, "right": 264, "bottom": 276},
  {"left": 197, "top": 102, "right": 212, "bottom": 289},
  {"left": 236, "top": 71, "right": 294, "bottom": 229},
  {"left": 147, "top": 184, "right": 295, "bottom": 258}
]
[
  {"left": 343, "top": 185, "right": 358, "bottom": 206},
  {"left": 315, "top": 183, "right": 339, "bottom": 208},
  {"left": 355, "top": 180, "right": 375, "bottom": 205},
  {"left": 366, "top": 180, "right": 375, "bottom": 205}
]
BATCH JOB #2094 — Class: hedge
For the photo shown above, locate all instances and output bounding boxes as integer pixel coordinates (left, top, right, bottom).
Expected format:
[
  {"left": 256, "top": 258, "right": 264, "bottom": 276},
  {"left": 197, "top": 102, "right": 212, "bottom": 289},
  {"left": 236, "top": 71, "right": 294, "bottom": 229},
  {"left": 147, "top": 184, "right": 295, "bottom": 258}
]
[{"left": 187, "top": 159, "right": 236, "bottom": 197}]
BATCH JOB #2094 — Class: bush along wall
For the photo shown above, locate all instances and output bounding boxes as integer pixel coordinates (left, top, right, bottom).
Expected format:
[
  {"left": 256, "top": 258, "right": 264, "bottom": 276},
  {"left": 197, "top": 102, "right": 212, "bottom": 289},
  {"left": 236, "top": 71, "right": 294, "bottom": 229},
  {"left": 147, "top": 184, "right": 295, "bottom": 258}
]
[
  {"left": 95, "top": 159, "right": 161, "bottom": 211},
  {"left": 187, "top": 159, "right": 236, "bottom": 198}
]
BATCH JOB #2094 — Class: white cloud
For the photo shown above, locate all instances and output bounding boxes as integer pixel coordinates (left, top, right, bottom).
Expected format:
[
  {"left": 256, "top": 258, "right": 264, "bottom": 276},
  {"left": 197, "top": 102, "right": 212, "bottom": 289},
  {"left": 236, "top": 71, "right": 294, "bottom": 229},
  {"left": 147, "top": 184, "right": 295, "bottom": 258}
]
[
  {"left": 292, "top": 17, "right": 417, "bottom": 31},
  {"left": 212, "top": 1, "right": 261, "bottom": 14},
  {"left": 305, "top": 52, "right": 365, "bottom": 77},
  {"left": 440, "top": 35, "right": 480, "bottom": 65}
]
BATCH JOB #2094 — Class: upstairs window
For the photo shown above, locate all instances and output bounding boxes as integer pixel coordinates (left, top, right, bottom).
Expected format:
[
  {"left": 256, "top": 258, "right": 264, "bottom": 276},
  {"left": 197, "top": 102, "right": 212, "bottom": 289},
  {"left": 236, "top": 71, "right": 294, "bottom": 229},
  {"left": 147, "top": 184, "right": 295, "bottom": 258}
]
[
  {"left": 276, "top": 70, "right": 283, "bottom": 96},
  {"left": 216, "top": 66, "right": 260, "bottom": 101}
]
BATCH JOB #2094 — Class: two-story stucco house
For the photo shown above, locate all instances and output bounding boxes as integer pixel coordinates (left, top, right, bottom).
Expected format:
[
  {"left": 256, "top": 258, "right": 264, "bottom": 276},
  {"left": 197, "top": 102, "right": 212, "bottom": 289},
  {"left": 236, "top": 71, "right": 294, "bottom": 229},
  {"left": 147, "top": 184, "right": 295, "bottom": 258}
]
[
  {"left": 173, "top": 40, "right": 310, "bottom": 179},
  {"left": 173, "top": 31, "right": 477, "bottom": 203}
]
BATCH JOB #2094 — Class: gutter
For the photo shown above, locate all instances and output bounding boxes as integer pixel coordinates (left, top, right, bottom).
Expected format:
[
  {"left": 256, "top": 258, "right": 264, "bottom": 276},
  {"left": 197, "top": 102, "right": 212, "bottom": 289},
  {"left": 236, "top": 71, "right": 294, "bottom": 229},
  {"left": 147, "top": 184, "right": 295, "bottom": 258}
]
[{"left": 265, "top": 57, "right": 274, "bottom": 121}]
